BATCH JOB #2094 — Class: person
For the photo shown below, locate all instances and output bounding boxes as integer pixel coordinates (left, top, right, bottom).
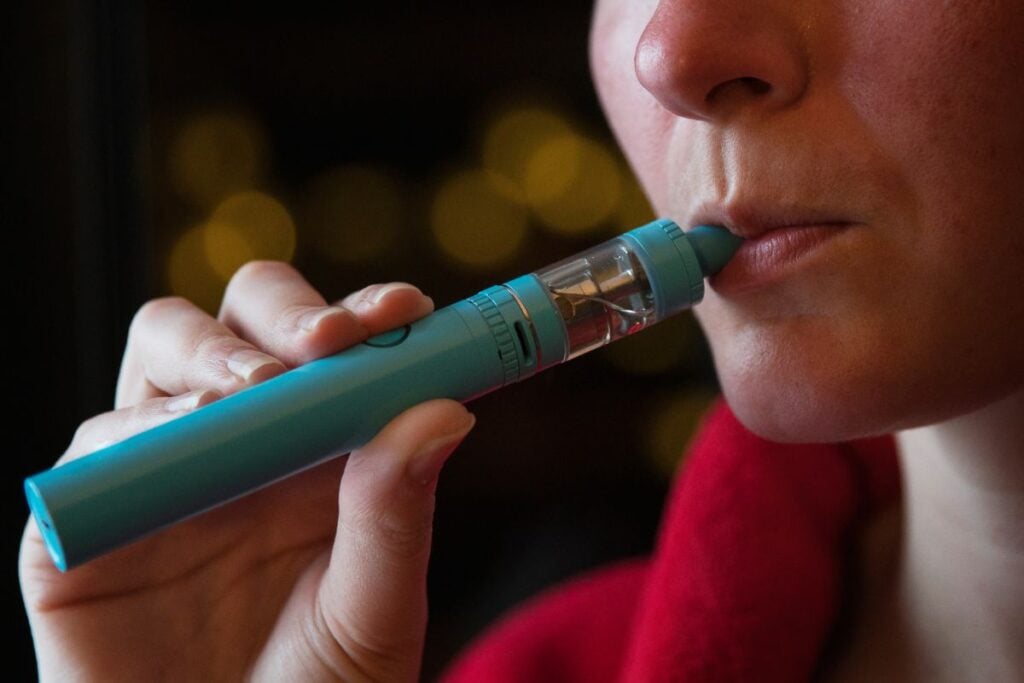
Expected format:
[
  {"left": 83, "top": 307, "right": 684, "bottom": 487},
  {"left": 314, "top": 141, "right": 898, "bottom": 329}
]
[{"left": 20, "top": 0, "right": 1024, "bottom": 680}]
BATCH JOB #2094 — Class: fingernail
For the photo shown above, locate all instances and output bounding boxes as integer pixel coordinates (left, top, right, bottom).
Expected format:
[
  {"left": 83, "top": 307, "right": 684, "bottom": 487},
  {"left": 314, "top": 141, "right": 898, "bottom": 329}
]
[
  {"left": 407, "top": 412, "right": 476, "bottom": 485},
  {"left": 227, "top": 349, "right": 284, "bottom": 383},
  {"left": 166, "top": 389, "right": 219, "bottom": 412},
  {"left": 299, "top": 306, "right": 351, "bottom": 332},
  {"left": 359, "top": 283, "right": 421, "bottom": 312}
]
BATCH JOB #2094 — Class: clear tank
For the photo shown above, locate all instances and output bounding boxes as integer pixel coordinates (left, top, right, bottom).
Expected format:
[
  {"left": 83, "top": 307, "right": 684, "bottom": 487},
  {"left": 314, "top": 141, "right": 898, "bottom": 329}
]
[{"left": 533, "top": 237, "right": 659, "bottom": 360}]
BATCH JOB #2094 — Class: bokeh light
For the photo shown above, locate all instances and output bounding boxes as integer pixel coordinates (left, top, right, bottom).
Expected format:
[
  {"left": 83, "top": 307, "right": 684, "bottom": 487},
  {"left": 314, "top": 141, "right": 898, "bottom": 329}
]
[
  {"left": 481, "top": 105, "right": 624, "bottom": 236},
  {"left": 301, "top": 165, "right": 402, "bottom": 264},
  {"left": 430, "top": 169, "right": 529, "bottom": 269},
  {"left": 168, "top": 108, "right": 269, "bottom": 209},
  {"left": 202, "top": 191, "right": 296, "bottom": 281},
  {"left": 167, "top": 225, "right": 226, "bottom": 314},
  {"left": 523, "top": 133, "right": 622, "bottom": 235},
  {"left": 482, "top": 106, "right": 572, "bottom": 196},
  {"left": 644, "top": 389, "right": 718, "bottom": 478}
]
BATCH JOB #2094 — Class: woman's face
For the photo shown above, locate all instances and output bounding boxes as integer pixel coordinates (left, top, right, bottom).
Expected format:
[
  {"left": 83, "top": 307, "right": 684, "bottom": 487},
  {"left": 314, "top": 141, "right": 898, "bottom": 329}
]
[{"left": 591, "top": 0, "right": 1024, "bottom": 441}]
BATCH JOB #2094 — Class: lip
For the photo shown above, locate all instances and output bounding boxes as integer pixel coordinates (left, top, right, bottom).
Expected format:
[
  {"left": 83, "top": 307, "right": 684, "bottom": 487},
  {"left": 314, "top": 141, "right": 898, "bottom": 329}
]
[{"left": 690, "top": 204, "right": 857, "bottom": 294}]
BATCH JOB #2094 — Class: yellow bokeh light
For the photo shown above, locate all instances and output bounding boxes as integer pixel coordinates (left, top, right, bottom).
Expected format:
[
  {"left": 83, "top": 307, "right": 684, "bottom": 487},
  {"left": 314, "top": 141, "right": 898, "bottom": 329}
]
[
  {"left": 644, "top": 390, "right": 717, "bottom": 479},
  {"left": 167, "top": 225, "right": 228, "bottom": 315},
  {"left": 203, "top": 191, "right": 296, "bottom": 281},
  {"left": 522, "top": 134, "right": 581, "bottom": 206},
  {"left": 482, "top": 107, "right": 572, "bottom": 195},
  {"left": 524, "top": 134, "right": 623, "bottom": 236},
  {"left": 169, "top": 109, "right": 269, "bottom": 210},
  {"left": 430, "top": 169, "right": 529, "bottom": 269},
  {"left": 301, "top": 166, "right": 402, "bottom": 264},
  {"left": 479, "top": 104, "right": 623, "bottom": 235},
  {"left": 203, "top": 221, "right": 257, "bottom": 281}
]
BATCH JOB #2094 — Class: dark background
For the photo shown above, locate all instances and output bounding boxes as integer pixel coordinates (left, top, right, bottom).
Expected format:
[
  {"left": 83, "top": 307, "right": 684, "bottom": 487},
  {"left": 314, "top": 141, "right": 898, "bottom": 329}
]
[{"left": 6, "top": 2, "right": 719, "bottom": 678}]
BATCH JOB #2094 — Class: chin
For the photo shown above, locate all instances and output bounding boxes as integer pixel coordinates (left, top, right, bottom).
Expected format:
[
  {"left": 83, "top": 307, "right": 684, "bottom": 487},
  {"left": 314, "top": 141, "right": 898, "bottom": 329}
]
[
  {"left": 719, "top": 376, "right": 890, "bottom": 444},
  {"left": 694, "top": 257, "right": 1024, "bottom": 442},
  {"left": 701, "top": 313, "right": 891, "bottom": 442},
  {"left": 713, "top": 344, "right": 1024, "bottom": 445}
]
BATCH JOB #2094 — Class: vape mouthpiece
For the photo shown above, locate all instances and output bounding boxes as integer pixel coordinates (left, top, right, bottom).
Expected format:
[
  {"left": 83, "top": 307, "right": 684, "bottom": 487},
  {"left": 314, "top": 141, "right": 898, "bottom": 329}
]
[{"left": 687, "top": 224, "right": 742, "bottom": 276}]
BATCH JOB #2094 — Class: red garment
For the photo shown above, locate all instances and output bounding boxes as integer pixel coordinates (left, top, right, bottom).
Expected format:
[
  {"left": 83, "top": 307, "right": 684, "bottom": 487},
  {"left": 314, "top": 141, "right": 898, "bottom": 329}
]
[{"left": 441, "top": 400, "right": 899, "bottom": 682}]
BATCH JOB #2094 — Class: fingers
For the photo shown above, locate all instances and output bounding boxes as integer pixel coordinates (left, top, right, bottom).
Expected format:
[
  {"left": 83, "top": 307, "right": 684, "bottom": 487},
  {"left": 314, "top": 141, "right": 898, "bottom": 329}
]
[
  {"left": 334, "top": 282, "right": 435, "bottom": 336},
  {"left": 218, "top": 261, "right": 354, "bottom": 366},
  {"left": 116, "top": 259, "right": 435, "bottom": 414},
  {"left": 116, "top": 297, "right": 286, "bottom": 409},
  {"left": 316, "top": 399, "right": 475, "bottom": 680},
  {"left": 219, "top": 261, "right": 435, "bottom": 368},
  {"left": 60, "top": 389, "right": 221, "bottom": 466}
]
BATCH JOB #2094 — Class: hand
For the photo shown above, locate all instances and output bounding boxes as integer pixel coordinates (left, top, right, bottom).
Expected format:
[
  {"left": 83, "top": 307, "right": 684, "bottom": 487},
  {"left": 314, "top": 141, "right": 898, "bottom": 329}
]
[{"left": 20, "top": 261, "right": 475, "bottom": 682}]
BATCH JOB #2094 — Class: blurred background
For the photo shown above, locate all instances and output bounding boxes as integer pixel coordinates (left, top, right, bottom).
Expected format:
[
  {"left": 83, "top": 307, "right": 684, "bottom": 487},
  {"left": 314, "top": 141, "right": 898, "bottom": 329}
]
[{"left": 6, "top": 1, "right": 720, "bottom": 678}]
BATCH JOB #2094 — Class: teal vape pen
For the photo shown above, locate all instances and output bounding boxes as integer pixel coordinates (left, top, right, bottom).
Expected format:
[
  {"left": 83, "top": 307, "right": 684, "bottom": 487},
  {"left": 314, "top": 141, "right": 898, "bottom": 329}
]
[{"left": 25, "top": 219, "right": 741, "bottom": 571}]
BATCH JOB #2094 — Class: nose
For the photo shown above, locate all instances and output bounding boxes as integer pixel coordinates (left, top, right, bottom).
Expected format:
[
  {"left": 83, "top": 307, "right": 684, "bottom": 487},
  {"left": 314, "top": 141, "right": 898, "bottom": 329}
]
[{"left": 634, "top": 1, "right": 809, "bottom": 122}]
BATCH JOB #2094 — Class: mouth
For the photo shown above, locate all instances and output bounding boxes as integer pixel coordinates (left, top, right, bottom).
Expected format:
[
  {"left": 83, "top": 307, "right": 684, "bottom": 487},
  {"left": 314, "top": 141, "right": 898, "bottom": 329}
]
[{"left": 690, "top": 203, "right": 859, "bottom": 294}]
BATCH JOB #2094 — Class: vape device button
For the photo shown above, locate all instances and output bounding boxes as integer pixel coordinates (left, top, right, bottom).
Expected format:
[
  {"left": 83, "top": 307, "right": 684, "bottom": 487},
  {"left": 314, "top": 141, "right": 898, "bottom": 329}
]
[{"left": 362, "top": 324, "right": 411, "bottom": 348}]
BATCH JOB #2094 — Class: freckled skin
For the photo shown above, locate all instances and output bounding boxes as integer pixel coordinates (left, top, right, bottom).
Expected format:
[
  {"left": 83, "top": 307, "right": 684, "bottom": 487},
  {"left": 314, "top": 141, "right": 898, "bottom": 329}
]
[{"left": 590, "top": 0, "right": 1024, "bottom": 441}]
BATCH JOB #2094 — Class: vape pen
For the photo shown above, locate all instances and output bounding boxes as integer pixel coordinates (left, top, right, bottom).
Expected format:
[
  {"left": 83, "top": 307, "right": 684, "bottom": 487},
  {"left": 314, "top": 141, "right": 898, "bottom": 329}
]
[{"left": 25, "top": 219, "right": 741, "bottom": 570}]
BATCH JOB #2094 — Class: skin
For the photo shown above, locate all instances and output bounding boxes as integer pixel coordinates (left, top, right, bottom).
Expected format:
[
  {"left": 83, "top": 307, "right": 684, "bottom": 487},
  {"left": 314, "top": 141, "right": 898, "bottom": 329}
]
[
  {"left": 20, "top": 1, "right": 1024, "bottom": 680},
  {"left": 20, "top": 264, "right": 475, "bottom": 681},
  {"left": 590, "top": 0, "right": 1024, "bottom": 679},
  {"left": 591, "top": 0, "right": 1024, "bottom": 442}
]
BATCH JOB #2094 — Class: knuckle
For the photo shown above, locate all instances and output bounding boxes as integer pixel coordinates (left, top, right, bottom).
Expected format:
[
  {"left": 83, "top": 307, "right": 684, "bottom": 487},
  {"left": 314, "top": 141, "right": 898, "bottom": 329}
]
[
  {"left": 222, "top": 261, "right": 302, "bottom": 318},
  {"left": 130, "top": 296, "right": 190, "bottom": 335},
  {"left": 136, "top": 397, "right": 174, "bottom": 421},
  {"left": 191, "top": 331, "right": 248, "bottom": 363},
  {"left": 68, "top": 413, "right": 118, "bottom": 457},
  {"left": 280, "top": 301, "right": 318, "bottom": 327},
  {"left": 70, "top": 414, "right": 102, "bottom": 446},
  {"left": 229, "top": 259, "right": 296, "bottom": 287},
  {"left": 338, "top": 283, "right": 382, "bottom": 309},
  {"left": 358, "top": 282, "right": 386, "bottom": 301}
]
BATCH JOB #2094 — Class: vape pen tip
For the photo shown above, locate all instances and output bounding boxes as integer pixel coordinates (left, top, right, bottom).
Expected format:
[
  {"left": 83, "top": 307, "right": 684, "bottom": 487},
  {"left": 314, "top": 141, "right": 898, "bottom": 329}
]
[{"left": 686, "top": 225, "right": 743, "bottom": 276}]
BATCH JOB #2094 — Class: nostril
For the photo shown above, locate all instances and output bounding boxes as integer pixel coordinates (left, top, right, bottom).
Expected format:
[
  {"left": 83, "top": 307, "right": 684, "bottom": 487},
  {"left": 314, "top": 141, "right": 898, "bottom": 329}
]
[
  {"left": 740, "top": 77, "right": 772, "bottom": 95},
  {"left": 706, "top": 76, "right": 773, "bottom": 103}
]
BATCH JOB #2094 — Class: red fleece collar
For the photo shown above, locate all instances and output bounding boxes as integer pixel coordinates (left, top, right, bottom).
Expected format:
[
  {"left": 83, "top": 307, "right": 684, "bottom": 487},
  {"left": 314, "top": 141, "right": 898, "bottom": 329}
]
[{"left": 443, "top": 400, "right": 900, "bottom": 682}]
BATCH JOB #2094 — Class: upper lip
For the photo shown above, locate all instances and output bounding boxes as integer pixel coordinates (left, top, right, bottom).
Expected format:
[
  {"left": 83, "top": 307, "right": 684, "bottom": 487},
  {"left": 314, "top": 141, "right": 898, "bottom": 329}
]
[{"left": 689, "top": 202, "right": 856, "bottom": 240}]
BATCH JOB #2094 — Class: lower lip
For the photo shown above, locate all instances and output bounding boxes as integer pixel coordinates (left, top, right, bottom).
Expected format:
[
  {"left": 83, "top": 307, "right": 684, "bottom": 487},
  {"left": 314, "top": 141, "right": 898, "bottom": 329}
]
[{"left": 710, "top": 224, "right": 853, "bottom": 294}]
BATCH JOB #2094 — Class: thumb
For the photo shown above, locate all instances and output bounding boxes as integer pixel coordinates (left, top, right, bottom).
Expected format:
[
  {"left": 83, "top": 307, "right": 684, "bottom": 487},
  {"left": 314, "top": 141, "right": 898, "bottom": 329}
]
[{"left": 318, "top": 399, "right": 475, "bottom": 681}]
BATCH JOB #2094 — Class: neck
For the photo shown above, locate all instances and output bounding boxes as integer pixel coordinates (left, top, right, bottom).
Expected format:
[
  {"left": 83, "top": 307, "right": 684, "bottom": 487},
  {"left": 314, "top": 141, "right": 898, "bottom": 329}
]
[{"left": 893, "top": 388, "right": 1024, "bottom": 681}]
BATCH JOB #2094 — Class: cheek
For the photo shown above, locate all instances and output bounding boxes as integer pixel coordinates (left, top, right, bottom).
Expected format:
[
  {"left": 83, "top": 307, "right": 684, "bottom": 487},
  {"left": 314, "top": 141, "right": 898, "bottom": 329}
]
[
  {"left": 706, "top": 4, "right": 1024, "bottom": 439},
  {"left": 592, "top": 0, "right": 1024, "bottom": 439},
  {"left": 838, "top": 1, "right": 1024, "bottom": 246},
  {"left": 696, "top": 244, "right": 1024, "bottom": 443}
]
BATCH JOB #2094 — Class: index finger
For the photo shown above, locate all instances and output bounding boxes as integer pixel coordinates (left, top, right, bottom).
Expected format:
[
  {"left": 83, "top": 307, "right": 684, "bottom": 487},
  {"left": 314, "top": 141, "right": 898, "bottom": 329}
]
[{"left": 218, "top": 261, "right": 434, "bottom": 367}]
